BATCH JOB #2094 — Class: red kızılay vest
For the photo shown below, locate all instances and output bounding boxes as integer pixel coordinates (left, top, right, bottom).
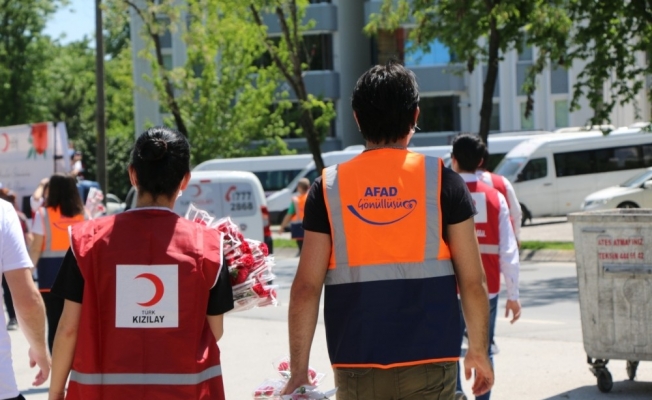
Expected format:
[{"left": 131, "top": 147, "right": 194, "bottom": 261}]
[
  {"left": 466, "top": 180, "right": 501, "bottom": 294},
  {"left": 488, "top": 172, "right": 510, "bottom": 209},
  {"left": 67, "top": 208, "right": 225, "bottom": 400},
  {"left": 292, "top": 192, "right": 308, "bottom": 221},
  {"left": 322, "top": 149, "right": 460, "bottom": 369}
]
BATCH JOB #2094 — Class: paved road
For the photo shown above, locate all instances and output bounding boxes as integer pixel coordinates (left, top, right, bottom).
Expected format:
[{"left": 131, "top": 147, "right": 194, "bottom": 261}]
[
  {"left": 9, "top": 257, "right": 652, "bottom": 399},
  {"left": 520, "top": 217, "right": 574, "bottom": 242}
]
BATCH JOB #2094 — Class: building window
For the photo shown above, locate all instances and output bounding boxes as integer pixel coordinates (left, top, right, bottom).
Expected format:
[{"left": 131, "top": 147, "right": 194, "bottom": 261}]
[
  {"left": 157, "top": 18, "right": 172, "bottom": 49},
  {"left": 554, "top": 99, "right": 569, "bottom": 128},
  {"left": 405, "top": 39, "right": 455, "bottom": 66},
  {"left": 550, "top": 66, "right": 569, "bottom": 94},
  {"left": 162, "top": 54, "right": 173, "bottom": 71},
  {"left": 254, "top": 34, "right": 333, "bottom": 71},
  {"left": 490, "top": 102, "right": 500, "bottom": 131},
  {"left": 417, "top": 96, "right": 458, "bottom": 132},
  {"left": 520, "top": 101, "right": 534, "bottom": 130}
]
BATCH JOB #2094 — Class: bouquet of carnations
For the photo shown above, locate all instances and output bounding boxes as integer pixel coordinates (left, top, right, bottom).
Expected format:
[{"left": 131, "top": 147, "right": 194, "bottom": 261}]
[
  {"left": 185, "top": 204, "right": 278, "bottom": 312},
  {"left": 252, "top": 357, "right": 336, "bottom": 399}
]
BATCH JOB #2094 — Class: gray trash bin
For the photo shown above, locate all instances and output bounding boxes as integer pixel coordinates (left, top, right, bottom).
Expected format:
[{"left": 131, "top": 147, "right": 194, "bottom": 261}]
[{"left": 569, "top": 209, "right": 652, "bottom": 393}]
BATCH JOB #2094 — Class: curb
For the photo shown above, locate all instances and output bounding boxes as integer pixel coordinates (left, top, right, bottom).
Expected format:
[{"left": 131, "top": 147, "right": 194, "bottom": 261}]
[
  {"left": 520, "top": 249, "right": 575, "bottom": 263},
  {"left": 273, "top": 248, "right": 577, "bottom": 263}
]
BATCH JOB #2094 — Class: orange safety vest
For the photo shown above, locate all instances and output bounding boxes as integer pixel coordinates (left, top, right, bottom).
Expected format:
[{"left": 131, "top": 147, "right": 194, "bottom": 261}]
[
  {"left": 67, "top": 209, "right": 225, "bottom": 400},
  {"left": 36, "top": 207, "right": 84, "bottom": 292},
  {"left": 291, "top": 193, "right": 308, "bottom": 222},
  {"left": 322, "top": 149, "right": 460, "bottom": 369}
]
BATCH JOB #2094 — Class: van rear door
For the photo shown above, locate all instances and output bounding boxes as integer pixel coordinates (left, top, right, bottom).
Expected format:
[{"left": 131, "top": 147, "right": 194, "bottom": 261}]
[{"left": 174, "top": 178, "right": 264, "bottom": 241}]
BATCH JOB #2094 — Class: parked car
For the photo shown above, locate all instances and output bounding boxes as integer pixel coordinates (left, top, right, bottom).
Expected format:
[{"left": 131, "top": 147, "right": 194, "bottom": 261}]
[{"left": 582, "top": 167, "right": 652, "bottom": 211}]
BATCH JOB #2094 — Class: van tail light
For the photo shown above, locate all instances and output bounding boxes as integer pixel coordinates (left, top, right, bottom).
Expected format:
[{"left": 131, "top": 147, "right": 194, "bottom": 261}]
[{"left": 261, "top": 206, "right": 271, "bottom": 237}]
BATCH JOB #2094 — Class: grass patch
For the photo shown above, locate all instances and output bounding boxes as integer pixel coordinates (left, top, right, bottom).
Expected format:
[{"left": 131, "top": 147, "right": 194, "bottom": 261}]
[
  {"left": 273, "top": 238, "right": 298, "bottom": 249},
  {"left": 520, "top": 241, "right": 574, "bottom": 250}
]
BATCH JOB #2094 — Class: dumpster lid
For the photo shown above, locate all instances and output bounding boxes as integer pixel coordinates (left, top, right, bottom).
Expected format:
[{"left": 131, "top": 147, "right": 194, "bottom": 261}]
[{"left": 568, "top": 208, "right": 652, "bottom": 223}]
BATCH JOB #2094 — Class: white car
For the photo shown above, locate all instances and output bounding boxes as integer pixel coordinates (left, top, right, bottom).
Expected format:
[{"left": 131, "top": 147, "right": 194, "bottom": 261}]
[{"left": 582, "top": 168, "right": 652, "bottom": 210}]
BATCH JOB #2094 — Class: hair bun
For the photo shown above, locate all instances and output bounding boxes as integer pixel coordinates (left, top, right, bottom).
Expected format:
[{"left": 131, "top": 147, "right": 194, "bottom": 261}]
[{"left": 138, "top": 138, "right": 168, "bottom": 161}]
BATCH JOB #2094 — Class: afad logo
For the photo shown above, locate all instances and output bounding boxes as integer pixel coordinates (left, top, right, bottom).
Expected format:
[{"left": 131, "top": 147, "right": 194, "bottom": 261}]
[{"left": 346, "top": 186, "right": 418, "bottom": 225}]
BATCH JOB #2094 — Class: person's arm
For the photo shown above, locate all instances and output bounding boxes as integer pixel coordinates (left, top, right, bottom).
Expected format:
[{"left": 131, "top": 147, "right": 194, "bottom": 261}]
[
  {"left": 207, "top": 315, "right": 225, "bottom": 341},
  {"left": 278, "top": 202, "right": 296, "bottom": 233},
  {"left": 447, "top": 217, "right": 494, "bottom": 397},
  {"left": 503, "top": 178, "right": 522, "bottom": 240},
  {"left": 280, "top": 230, "right": 330, "bottom": 395},
  {"left": 497, "top": 195, "right": 521, "bottom": 324},
  {"left": 28, "top": 234, "right": 44, "bottom": 268},
  {"left": 4, "top": 268, "right": 50, "bottom": 386},
  {"left": 49, "top": 300, "right": 81, "bottom": 400}
]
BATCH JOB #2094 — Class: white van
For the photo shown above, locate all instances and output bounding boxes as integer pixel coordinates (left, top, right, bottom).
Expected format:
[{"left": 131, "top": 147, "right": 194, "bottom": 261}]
[
  {"left": 493, "top": 128, "right": 652, "bottom": 223},
  {"left": 193, "top": 154, "right": 313, "bottom": 197},
  {"left": 126, "top": 170, "right": 272, "bottom": 249}
]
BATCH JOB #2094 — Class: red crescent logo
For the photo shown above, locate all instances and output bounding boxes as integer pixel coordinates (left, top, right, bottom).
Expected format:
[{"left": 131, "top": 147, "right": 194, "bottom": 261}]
[
  {"left": 190, "top": 184, "right": 202, "bottom": 197},
  {"left": 1, "top": 133, "right": 8, "bottom": 153},
  {"left": 225, "top": 185, "right": 237, "bottom": 201},
  {"left": 135, "top": 273, "right": 165, "bottom": 307}
]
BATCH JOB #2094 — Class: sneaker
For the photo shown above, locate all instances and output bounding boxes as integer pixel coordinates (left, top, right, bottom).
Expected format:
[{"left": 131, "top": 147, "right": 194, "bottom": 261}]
[
  {"left": 6, "top": 318, "right": 17, "bottom": 331},
  {"left": 455, "top": 391, "right": 467, "bottom": 400},
  {"left": 490, "top": 340, "right": 500, "bottom": 355}
]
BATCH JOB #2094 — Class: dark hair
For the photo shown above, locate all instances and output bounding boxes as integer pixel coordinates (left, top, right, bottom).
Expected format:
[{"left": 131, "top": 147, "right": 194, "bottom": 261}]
[
  {"left": 351, "top": 60, "right": 419, "bottom": 144},
  {"left": 0, "top": 188, "right": 16, "bottom": 207},
  {"left": 130, "top": 126, "right": 190, "bottom": 199},
  {"left": 46, "top": 173, "right": 85, "bottom": 217},
  {"left": 452, "top": 133, "right": 486, "bottom": 172},
  {"left": 478, "top": 147, "right": 490, "bottom": 170}
]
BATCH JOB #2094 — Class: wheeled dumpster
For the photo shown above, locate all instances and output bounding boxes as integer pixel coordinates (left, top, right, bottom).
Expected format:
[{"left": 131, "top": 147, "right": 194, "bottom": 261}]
[{"left": 569, "top": 209, "right": 652, "bottom": 393}]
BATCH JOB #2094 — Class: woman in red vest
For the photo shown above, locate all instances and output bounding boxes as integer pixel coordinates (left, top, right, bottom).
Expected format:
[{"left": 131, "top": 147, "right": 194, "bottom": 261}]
[
  {"left": 48, "top": 127, "right": 233, "bottom": 400},
  {"left": 27, "top": 173, "right": 85, "bottom": 352}
]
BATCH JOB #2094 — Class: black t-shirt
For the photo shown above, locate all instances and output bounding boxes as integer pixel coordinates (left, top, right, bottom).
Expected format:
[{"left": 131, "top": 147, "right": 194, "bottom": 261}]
[
  {"left": 51, "top": 249, "right": 234, "bottom": 316},
  {"left": 303, "top": 166, "right": 475, "bottom": 240}
]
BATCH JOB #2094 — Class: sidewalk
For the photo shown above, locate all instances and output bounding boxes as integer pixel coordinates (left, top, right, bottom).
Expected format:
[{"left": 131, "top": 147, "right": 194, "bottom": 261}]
[{"left": 9, "top": 315, "right": 652, "bottom": 399}]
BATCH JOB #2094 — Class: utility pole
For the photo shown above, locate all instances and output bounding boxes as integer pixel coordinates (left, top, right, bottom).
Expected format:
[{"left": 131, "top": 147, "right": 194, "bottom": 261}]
[{"left": 95, "top": 0, "right": 108, "bottom": 196}]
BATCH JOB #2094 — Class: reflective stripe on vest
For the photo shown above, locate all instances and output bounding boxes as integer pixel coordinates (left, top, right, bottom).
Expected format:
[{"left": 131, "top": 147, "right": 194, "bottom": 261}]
[
  {"left": 322, "top": 151, "right": 460, "bottom": 368},
  {"left": 70, "top": 365, "right": 222, "bottom": 385},
  {"left": 479, "top": 244, "right": 500, "bottom": 254}
]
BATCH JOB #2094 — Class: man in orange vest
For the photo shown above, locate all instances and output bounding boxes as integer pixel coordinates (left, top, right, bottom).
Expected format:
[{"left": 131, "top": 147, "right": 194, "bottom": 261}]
[
  {"left": 278, "top": 178, "right": 311, "bottom": 254},
  {"left": 451, "top": 134, "right": 521, "bottom": 400},
  {"left": 281, "top": 62, "right": 494, "bottom": 399}
]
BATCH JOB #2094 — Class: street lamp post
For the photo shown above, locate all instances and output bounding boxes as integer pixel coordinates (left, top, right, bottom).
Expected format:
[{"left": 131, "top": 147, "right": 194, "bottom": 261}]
[{"left": 95, "top": 0, "right": 108, "bottom": 197}]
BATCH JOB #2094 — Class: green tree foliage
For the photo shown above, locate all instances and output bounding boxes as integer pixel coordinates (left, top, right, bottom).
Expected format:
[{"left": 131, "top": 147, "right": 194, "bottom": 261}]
[
  {"left": 0, "top": 0, "right": 61, "bottom": 125},
  {"left": 116, "top": 0, "right": 299, "bottom": 165},
  {"left": 249, "top": 0, "right": 336, "bottom": 172},
  {"left": 366, "top": 0, "right": 571, "bottom": 144},
  {"left": 42, "top": 28, "right": 135, "bottom": 199},
  {"left": 567, "top": 1, "right": 652, "bottom": 124}
]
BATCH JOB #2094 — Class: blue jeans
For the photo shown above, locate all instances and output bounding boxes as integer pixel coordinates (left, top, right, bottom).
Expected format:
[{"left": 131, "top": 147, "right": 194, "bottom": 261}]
[{"left": 456, "top": 296, "right": 498, "bottom": 400}]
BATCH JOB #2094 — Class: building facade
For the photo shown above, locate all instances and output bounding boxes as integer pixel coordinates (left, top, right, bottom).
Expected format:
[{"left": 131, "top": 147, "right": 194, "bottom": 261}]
[{"left": 129, "top": 0, "right": 650, "bottom": 152}]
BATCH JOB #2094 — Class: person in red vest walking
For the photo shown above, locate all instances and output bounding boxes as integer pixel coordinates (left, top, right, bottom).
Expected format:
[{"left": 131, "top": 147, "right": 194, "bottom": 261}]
[
  {"left": 278, "top": 178, "right": 311, "bottom": 254},
  {"left": 48, "top": 127, "right": 233, "bottom": 400},
  {"left": 451, "top": 134, "right": 522, "bottom": 400},
  {"left": 281, "top": 62, "right": 494, "bottom": 399},
  {"left": 477, "top": 148, "right": 523, "bottom": 241}
]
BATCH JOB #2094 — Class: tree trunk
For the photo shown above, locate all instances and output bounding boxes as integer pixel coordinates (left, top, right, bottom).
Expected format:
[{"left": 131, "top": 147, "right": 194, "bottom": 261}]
[
  {"left": 150, "top": 29, "right": 189, "bottom": 138},
  {"left": 300, "top": 108, "right": 325, "bottom": 172},
  {"left": 478, "top": 19, "right": 500, "bottom": 145}
]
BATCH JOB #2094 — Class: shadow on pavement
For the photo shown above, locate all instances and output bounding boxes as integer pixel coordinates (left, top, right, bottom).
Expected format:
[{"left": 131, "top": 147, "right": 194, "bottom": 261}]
[
  {"left": 523, "top": 218, "right": 568, "bottom": 227},
  {"left": 543, "top": 380, "right": 652, "bottom": 399},
  {"left": 21, "top": 387, "right": 49, "bottom": 395},
  {"left": 517, "top": 276, "right": 578, "bottom": 308}
]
